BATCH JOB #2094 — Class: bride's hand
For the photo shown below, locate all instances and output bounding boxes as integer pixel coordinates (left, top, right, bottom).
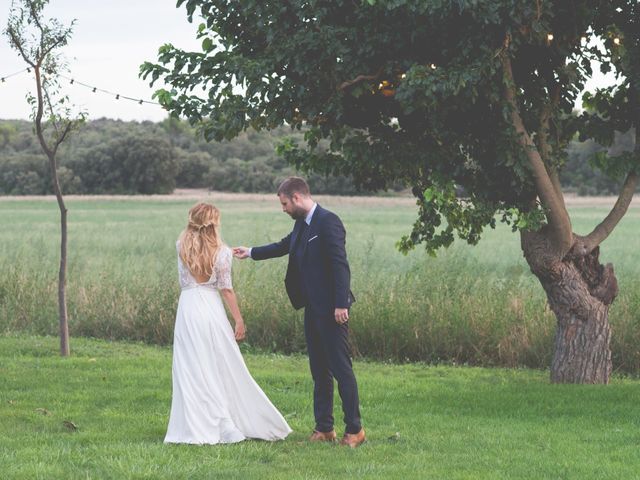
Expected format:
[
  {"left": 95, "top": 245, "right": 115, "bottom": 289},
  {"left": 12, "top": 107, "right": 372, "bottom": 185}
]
[{"left": 235, "top": 321, "right": 246, "bottom": 341}]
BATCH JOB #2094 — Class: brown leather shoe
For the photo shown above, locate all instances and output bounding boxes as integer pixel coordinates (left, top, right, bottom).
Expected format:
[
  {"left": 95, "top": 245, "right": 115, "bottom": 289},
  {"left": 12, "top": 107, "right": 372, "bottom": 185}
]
[
  {"left": 340, "top": 428, "right": 366, "bottom": 448},
  {"left": 309, "top": 429, "right": 337, "bottom": 442}
]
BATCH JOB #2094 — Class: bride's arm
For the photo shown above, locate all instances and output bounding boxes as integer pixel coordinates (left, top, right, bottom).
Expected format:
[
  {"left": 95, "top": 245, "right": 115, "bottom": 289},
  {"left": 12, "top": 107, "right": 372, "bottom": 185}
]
[{"left": 220, "top": 288, "right": 246, "bottom": 341}]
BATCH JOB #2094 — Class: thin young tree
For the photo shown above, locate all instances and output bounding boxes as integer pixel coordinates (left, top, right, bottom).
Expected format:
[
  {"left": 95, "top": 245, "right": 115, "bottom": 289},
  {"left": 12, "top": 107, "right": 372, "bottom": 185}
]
[{"left": 5, "top": 0, "right": 85, "bottom": 356}]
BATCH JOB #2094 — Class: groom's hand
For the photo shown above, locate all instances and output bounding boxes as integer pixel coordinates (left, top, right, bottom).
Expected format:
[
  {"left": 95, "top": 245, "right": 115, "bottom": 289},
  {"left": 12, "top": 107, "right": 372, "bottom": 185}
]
[
  {"left": 335, "top": 308, "right": 349, "bottom": 324},
  {"left": 233, "top": 246, "right": 250, "bottom": 259}
]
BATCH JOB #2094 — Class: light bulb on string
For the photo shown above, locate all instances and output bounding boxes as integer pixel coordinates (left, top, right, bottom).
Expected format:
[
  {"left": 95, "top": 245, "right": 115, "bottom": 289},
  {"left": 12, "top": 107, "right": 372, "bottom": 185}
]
[
  {"left": 378, "top": 80, "right": 395, "bottom": 97},
  {"left": 613, "top": 37, "right": 621, "bottom": 45},
  {"left": 547, "top": 33, "right": 554, "bottom": 42},
  {"left": 0, "top": 68, "right": 160, "bottom": 107}
]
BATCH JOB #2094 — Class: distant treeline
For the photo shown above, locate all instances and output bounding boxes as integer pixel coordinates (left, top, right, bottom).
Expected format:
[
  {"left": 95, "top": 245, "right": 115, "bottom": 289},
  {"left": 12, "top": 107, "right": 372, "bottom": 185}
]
[
  {"left": 561, "top": 129, "right": 637, "bottom": 196},
  {"left": 0, "top": 118, "right": 367, "bottom": 196},
  {"left": 0, "top": 118, "right": 635, "bottom": 196}
]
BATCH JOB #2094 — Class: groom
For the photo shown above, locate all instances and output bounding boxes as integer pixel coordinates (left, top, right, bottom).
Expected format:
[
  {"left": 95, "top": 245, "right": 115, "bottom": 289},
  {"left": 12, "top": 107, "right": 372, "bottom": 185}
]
[{"left": 233, "top": 177, "right": 365, "bottom": 448}]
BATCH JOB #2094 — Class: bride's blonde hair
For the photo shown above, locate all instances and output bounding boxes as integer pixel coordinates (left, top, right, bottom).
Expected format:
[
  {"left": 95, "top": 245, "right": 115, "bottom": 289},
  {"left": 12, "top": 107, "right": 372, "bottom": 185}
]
[{"left": 179, "top": 203, "right": 223, "bottom": 279}]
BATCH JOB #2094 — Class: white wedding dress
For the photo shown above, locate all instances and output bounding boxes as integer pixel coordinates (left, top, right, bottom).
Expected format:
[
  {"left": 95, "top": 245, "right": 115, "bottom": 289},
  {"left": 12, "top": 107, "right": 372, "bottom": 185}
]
[{"left": 164, "top": 243, "right": 292, "bottom": 444}]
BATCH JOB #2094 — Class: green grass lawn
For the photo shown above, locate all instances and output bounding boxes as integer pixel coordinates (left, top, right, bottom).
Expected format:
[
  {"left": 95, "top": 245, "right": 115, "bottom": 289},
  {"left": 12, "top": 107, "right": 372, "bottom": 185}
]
[{"left": 1, "top": 335, "right": 639, "bottom": 479}]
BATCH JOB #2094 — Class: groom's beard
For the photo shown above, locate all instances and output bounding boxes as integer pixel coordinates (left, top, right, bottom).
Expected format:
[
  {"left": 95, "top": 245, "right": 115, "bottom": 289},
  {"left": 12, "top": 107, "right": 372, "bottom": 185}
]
[{"left": 288, "top": 206, "right": 307, "bottom": 220}]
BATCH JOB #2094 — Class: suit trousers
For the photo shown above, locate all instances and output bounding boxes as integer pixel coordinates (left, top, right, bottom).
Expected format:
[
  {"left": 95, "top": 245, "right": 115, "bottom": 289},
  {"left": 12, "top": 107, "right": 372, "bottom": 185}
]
[{"left": 304, "top": 307, "right": 362, "bottom": 434}]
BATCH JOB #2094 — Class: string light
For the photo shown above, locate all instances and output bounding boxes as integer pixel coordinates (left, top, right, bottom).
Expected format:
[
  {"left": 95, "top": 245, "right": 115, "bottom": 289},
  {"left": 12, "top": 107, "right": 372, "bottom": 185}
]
[
  {"left": 58, "top": 74, "right": 160, "bottom": 106},
  {"left": 401, "top": 73, "right": 407, "bottom": 79},
  {"left": 430, "top": 63, "right": 437, "bottom": 70},
  {"left": 378, "top": 80, "right": 395, "bottom": 97},
  {"left": 0, "top": 67, "right": 30, "bottom": 83},
  {"left": 547, "top": 33, "right": 554, "bottom": 42},
  {"left": 0, "top": 68, "right": 161, "bottom": 107},
  {"left": 613, "top": 37, "right": 621, "bottom": 45}
]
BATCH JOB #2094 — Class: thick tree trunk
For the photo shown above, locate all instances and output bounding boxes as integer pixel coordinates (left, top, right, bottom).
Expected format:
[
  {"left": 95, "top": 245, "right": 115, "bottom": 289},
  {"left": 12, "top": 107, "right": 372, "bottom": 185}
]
[{"left": 521, "top": 228, "right": 618, "bottom": 384}]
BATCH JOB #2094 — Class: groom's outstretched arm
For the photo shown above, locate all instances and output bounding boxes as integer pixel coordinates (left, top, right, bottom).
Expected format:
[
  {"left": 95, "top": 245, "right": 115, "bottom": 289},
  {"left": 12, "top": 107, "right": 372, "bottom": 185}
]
[{"left": 235, "top": 233, "right": 292, "bottom": 261}]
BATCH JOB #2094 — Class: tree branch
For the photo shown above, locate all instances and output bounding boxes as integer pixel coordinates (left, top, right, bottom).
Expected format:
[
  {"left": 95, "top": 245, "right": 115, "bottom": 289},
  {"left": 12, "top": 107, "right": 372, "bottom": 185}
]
[
  {"left": 501, "top": 53, "right": 573, "bottom": 255},
  {"left": 33, "top": 66, "right": 53, "bottom": 159},
  {"left": 29, "top": 1, "right": 48, "bottom": 57},
  {"left": 41, "top": 40, "right": 64, "bottom": 60},
  {"left": 53, "top": 121, "right": 73, "bottom": 157},
  {"left": 337, "top": 67, "right": 383, "bottom": 91},
  {"left": 44, "top": 87, "right": 59, "bottom": 129},
  {"left": 6, "top": 26, "right": 36, "bottom": 68},
  {"left": 27, "top": 2, "right": 71, "bottom": 61},
  {"left": 581, "top": 131, "right": 640, "bottom": 253},
  {"left": 580, "top": 172, "right": 638, "bottom": 253},
  {"left": 29, "top": 2, "right": 45, "bottom": 33},
  {"left": 538, "top": 82, "right": 567, "bottom": 207}
]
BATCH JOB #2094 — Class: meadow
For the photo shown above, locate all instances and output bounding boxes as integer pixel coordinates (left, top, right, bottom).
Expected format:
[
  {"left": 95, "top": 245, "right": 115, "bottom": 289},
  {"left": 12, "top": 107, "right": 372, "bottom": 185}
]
[
  {"left": 1, "top": 335, "right": 639, "bottom": 480},
  {"left": 1, "top": 194, "right": 640, "bottom": 372}
]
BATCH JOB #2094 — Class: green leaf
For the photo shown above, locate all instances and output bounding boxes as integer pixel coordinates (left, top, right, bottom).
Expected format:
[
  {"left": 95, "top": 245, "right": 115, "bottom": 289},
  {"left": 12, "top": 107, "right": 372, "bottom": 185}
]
[{"left": 202, "top": 37, "right": 213, "bottom": 52}]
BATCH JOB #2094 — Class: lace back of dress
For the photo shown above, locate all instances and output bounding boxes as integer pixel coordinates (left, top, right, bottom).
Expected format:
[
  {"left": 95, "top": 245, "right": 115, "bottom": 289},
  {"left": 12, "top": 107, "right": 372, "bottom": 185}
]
[{"left": 177, "top": 241, "right": 232, "bottom": 290}]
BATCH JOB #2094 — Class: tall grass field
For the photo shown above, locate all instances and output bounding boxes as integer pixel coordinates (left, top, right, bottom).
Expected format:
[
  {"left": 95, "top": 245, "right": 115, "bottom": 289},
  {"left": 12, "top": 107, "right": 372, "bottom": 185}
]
[{"left": 1, "top": 194, "right": 639, "bottom": 372}]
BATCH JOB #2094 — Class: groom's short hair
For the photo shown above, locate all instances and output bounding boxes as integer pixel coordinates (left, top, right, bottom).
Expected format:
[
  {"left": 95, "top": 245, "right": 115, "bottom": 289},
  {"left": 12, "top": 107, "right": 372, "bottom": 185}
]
[{"left": 277, "top": 177, "right": 310, "bottom": 198}]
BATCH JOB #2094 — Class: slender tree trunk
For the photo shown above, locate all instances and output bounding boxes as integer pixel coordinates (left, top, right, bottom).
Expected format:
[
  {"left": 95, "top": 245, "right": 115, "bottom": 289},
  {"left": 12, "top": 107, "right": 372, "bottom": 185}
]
[
  {"left": 521, "top": 228, "right": 618, "bottom": 383},
  {"left": 51, "top": 154, "right": 69, "bottom": 357},
  {"left": 31, "top": 63, "right": 70, "bottom": 357},
  {"left": 57, "top": 193, "right": 69, "bottom": 357},
  {"left": 46, "top": 151, "right": 70, "bottom": 356}
]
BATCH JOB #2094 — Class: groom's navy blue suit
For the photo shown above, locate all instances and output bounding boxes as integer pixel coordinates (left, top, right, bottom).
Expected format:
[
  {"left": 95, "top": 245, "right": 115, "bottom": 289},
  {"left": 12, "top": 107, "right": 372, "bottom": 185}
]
[{"left": 251, "top": 204, "right": 362, "bottom": 434}]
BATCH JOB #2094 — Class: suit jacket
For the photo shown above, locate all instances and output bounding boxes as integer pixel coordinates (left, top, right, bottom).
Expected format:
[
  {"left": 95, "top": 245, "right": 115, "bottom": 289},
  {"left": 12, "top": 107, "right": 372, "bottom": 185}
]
[{"left": 251, "top": 205, "right": 354, "bottom": 315}]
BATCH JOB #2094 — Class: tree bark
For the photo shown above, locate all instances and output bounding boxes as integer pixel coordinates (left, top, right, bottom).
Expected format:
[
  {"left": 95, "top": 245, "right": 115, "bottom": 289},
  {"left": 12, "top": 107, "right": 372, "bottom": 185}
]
[
  {"left": 33, "top": 65, "right": 70, "bottom": 357},
  {"left": 501, "top": 53, "right": 573, "bottom": 256},
  {"left": 521, "top": 228, "right": 617, "bottom": 383},
  {"left": 55, "top": 185, "right": 69, "bottom": 357}
]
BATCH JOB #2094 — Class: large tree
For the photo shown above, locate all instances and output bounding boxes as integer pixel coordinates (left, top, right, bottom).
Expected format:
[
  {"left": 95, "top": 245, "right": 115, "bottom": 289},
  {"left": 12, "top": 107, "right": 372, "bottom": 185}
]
[
  {"left": 5, "top": 0, "right": 85, "bottom": 356},
  {"left": 142, "top": 0, "right": 639, "bottom": 383}
]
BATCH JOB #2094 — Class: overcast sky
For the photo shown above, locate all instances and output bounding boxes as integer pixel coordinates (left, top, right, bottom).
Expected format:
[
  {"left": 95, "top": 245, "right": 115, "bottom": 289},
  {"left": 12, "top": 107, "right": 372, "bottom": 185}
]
[
  {"left": 0, "top": 0, "right": 201, "bottom": 122},
  {"left": 1, "top": 1, "right": 620, "bottom": 123}
]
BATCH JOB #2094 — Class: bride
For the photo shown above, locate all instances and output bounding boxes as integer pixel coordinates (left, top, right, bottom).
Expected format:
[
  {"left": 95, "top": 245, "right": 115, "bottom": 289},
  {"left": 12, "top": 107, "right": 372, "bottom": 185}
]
[{"left": 164, "top": 202, "right": 292, "bottom": 444}]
